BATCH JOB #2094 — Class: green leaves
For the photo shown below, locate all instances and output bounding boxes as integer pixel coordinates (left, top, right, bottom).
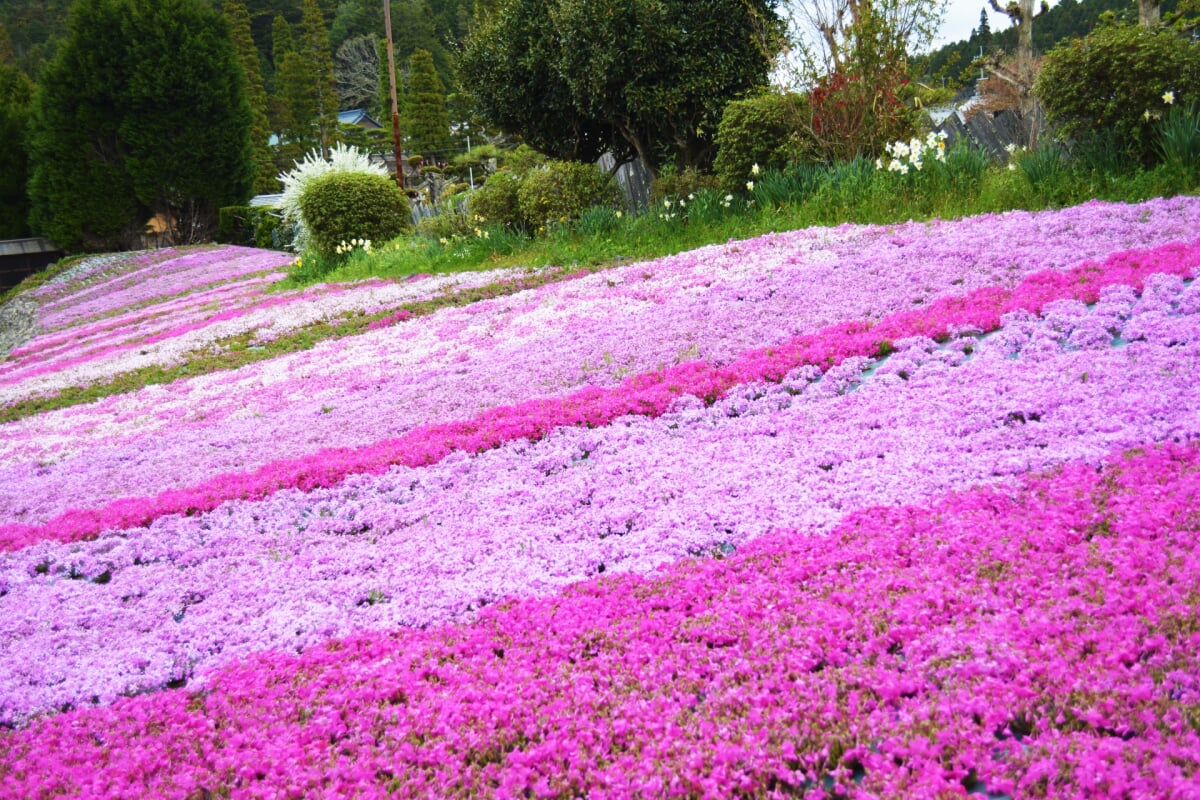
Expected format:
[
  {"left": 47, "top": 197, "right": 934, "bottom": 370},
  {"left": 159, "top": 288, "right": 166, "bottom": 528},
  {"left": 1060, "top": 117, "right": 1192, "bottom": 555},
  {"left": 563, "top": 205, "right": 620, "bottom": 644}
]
[
  {"left": 460, "top": 0, "right": 782, "bottom": 174},
  {"left": 27, "top": 0, "right": 255, "bottom": 250},
  {"left": 1036, "top": 23, "right": 1200, "bottom": 166}
]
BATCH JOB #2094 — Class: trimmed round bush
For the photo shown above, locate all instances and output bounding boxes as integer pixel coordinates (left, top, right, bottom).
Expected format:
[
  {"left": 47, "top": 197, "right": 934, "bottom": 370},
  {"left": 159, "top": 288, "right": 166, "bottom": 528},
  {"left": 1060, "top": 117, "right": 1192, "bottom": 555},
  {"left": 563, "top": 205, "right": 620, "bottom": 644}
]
[
  {"left": 468, "top": 171, "right": 524, "bottom": 230},
  {"left": 1036, "top": 22, "right": 1200, "bottom": 165},
  {"left": 517, "top": 161, "right": 620, "bottom": 229},
  {"left": 714, "top": 91, "right": 816, "bottom": 194},
  {"left": 298, "top": 171, "right": 411, "bottom": 257}
]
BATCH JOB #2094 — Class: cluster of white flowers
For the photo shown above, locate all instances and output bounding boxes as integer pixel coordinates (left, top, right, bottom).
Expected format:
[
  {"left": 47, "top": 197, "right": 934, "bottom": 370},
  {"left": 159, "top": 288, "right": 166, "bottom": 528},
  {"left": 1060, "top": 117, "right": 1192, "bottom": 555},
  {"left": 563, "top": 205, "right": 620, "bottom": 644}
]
[
  {"left": 659, "top": 197, "right": 680, "bottom": 221},
  {"left": 335, "top": 238, "right": 372, "bottom": 256},
  {"left": 876, "top": 131, "right": 948, "bottom": 175},
  {"left": 746, "top": 163, "right": 761, "bottom": 191}
]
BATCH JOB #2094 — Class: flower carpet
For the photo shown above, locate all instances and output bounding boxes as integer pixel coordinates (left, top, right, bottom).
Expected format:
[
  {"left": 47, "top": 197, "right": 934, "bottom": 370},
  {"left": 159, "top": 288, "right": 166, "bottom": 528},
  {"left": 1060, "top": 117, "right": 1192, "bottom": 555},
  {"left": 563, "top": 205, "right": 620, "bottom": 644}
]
[{"left": 1, "top": 198, "right": 1199, "bottom": 798}]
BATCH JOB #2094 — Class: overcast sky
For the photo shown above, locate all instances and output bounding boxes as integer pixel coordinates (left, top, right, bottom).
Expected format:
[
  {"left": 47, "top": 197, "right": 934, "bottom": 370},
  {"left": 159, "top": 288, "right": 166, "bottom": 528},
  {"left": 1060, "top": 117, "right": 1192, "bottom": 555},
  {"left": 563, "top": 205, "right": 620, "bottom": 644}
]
[{"left": 932, "top": 0, "right": 1052, "bottom": 48}]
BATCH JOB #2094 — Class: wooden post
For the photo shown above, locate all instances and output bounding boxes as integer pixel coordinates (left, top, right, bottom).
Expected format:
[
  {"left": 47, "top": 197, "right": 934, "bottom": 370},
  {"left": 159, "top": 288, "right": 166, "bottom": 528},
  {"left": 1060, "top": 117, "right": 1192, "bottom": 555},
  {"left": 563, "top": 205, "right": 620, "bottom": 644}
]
[{"left": 383, "top": 0, "right": 405, "bottom": 189}]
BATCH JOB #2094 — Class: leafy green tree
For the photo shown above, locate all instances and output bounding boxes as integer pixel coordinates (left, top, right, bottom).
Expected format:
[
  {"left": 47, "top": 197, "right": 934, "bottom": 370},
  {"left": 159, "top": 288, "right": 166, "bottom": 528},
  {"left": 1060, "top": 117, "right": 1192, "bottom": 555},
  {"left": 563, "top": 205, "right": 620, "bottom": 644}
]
[
  {"left": 225, "top": 0, "right": 276, "bottom": 193},
  {"left": 0, "top": 60, "right": 32, "bottom": 237},
  {"left": 27, "top": 0, "right": 254, "bottom": 250},
  {"left": 406, "top": 48, "right": 451, "bottom": 159},
  {"left": 299, "top": 0, "right": 339, "bottom": 155},
  {"left": 460, "top": 0, "right": 783, "bottom": 175}
]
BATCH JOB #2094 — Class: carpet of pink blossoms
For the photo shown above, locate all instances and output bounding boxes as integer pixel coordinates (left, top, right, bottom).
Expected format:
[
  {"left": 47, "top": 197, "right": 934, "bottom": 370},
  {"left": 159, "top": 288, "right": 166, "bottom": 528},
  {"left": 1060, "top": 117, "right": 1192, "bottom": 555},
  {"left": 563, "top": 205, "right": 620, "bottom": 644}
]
[
  {"left": 0, "top": 248, "right": 520, "bottom": 403},
  {"left": 3, "top": 198, "right": 1200, "bottom": 531},
  {"left": 2, "top": 198, "right": 1200, "bottom": 798}
]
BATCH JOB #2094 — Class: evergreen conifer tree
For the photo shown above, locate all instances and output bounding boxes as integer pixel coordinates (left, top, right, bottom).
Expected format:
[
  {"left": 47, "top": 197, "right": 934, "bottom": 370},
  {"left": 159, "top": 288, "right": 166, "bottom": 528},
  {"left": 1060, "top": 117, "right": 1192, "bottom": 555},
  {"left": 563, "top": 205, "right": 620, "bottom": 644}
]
[
  {"left": 224, "top": 0, "right": 276, "bottom": 193},
  {"left": 300, "top": 0, "right": 340, "bottom": 156},
  {"left": 270, "top": 15, "right": 312, "bottom": 170},
  {"left": 27, "top": 0, "right": 142, "bottom": 249},
  {"left": 0, "top": 60, "right": 32, "bottom": 237},
  {"left": 27, "top": 0, "right": 254, "bottom": 250},
  {"left": 406, "top": 48, "right": 451, "bottom": 161},
  {"left": 978, "top": 8, "right": 992, "bottom": 48}
]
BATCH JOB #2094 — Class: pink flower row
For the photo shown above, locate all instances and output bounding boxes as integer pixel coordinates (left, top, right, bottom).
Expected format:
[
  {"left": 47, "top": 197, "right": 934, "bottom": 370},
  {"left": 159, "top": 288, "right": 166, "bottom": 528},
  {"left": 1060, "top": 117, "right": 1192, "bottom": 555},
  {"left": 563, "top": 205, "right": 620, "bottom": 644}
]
[
  {"left": 2, "top": 237, "right": 1196, "bottom": 553},
  {"left": 5, "top": 199, "right": 1200, "bottom": 528},
  {"left": 2, "top": 272, "right": 1197, "bottom": 724},
  {"left": 33, "top": 247, "right": 286, "bottom": 332},
  {"left": 2, "top": 439, "right": 1196, "bottom": 797},
  {"left": 1, "top": 254, "right": 518, "bottom": 403}
]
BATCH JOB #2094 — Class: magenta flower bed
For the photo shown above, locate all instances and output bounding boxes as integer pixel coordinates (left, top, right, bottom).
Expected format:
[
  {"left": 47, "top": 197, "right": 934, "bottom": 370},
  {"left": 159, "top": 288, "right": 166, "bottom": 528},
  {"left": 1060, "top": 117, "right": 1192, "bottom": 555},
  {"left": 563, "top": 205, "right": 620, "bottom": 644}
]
[
  {"left": 2, "top": 199, "right": 1200, "bottom": 797},
  {"left": 2, "top": 270, "right": 1199, "bottom": 726},
  {"left": 1, "top": 441, "right": 1197, "bottom": 798},
  {"left": 2, "top": 235, "right": 1198, "bottom": 554},
  {"left": 3, "top": 199, "right": 1199, "bottom": 531}
]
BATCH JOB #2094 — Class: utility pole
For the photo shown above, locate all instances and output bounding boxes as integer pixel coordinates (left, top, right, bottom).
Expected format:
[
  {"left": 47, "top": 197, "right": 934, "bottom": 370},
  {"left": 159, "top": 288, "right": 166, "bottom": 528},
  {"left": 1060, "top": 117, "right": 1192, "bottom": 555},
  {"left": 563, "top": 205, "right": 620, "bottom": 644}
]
[{"left": 383, "top": 0, "right": 405, "bottom": 189}]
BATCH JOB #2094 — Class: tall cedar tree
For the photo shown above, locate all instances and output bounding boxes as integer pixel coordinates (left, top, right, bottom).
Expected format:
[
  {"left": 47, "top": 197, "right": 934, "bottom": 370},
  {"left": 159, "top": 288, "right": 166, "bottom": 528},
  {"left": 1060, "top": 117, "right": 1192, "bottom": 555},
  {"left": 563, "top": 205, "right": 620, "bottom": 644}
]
[
  {"left": 0, "top": 57, "right": 32, "bottom": 238},
  {"left": 27, "top": 0, "right": 253, "bottom": 250},
  {"left": 406, "top": 48, "right": 451, "bottom": 160},
  {"left": 118, "top": 0, "right": 254, "bottom": 237},
  {"left": 28, "top": 0, "right": 143, "bottom": 250},
  {"left": 270, "top": 15, "right": 312, "bottom": 170},
  {"left": 225, "top": 0, "right": 276, "bottom": 193},
  {"left": 299, "top": 0, "right": 339, "bottom": 156}
]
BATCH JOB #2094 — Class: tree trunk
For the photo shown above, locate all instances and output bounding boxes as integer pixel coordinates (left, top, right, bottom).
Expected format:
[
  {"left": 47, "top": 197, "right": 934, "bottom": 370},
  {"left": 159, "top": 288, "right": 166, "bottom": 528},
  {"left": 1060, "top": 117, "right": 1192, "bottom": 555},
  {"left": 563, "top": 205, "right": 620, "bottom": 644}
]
[
  {"left": 989, "top": 0, "right": 1042, "bottom": 149},
  {"left": 1138, "top": 0, "right": 1161, "bottom": 26}
]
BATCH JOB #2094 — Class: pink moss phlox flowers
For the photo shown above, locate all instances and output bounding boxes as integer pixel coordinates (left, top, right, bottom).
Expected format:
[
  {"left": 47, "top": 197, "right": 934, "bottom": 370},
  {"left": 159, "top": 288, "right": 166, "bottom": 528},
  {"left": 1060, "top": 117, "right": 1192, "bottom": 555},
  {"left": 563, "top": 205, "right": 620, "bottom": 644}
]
[
  {"left": 2, "top": 237, "right": 1197, "bottom": 553},
  {"left": 1, "top": 442, "right": 1197, "bottom": 797}
]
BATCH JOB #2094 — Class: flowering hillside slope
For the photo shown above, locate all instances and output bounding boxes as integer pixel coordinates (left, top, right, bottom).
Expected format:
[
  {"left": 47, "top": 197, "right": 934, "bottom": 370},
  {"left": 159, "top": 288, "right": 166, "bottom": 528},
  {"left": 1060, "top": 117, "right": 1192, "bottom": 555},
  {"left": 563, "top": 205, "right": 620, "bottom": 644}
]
[{"left": 2, "top": 198, "right": 1200, "bottom": 798}]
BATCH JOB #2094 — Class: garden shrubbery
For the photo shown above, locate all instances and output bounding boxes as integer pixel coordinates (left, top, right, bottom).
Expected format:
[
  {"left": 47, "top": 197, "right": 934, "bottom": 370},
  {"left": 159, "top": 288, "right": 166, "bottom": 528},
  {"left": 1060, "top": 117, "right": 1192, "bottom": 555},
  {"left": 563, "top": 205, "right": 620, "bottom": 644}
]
[
  {"left": 468, "top": 170, "right": 524, "bottom": 230},
  {"left": 713, "top": 91, "right": 815, "bottom": 195},
  {"left": 516, "top": 161, "right": 620, "bottom": 229},
  {"left": 1037, "top": 21, "right": 1200, "bottom": 165},
  {"left": 298, "top": 171, "right": 411, "bottom": 258}
]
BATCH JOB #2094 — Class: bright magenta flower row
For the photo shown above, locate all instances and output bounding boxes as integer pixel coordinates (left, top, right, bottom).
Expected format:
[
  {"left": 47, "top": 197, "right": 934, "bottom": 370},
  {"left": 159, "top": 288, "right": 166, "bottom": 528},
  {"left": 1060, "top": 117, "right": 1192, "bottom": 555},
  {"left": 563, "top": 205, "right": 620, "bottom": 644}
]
[
  {"left": 2, "top": 238, "right": 1196, "bottom": 553},
  {"left": 2, "top": 440, "right": 1196, "bottom": 797}
]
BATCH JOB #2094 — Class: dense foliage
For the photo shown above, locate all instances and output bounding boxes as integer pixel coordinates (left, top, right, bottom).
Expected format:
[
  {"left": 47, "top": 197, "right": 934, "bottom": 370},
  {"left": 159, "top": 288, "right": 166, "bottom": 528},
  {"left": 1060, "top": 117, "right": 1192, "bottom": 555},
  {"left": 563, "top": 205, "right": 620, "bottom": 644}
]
[
  {"left": 25, "top": 0, "right": 254, "bottom": 251},
  {"left": 713, "top": 92, "right": 814, "bottom": 195},
  {"left": 298, "top": 170, "right": 410, "bottom": 256},
  {"left": 467, "top": 170, "right": 523, "bottom": 229},
  {"left": 459, "top": 0, "right": 783, "bottom": 175},
  {"left": 224, "top": 0, "right": 277, "bottom": 194},
  {"left": 1036, "top": 21, "right": 1200, "bottom": 164},
  {"left": 516, "top": 160, "right": 620, "bottom": 228},
  {"left": 405, "top": 48, "right": 452, "bottom": 161},
  {"left": 917, "top": 0, "right": 1181, "bottom": 88},
  {"left": 0, "top": 60, "right": 31, "bottom": 238}
]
